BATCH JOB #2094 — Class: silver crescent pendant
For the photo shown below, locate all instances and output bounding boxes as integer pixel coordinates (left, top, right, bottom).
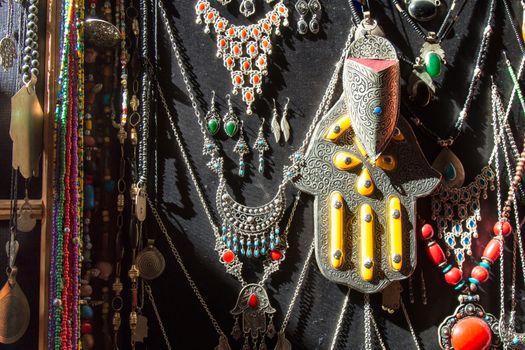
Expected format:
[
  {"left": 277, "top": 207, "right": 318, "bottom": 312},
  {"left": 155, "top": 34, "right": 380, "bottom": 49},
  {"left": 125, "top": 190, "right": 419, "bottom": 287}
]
[
  {"left": 432, "top": 147, "right": 465, "bottom": 188},
  {"left": 216, "top": 180, "right": 286, "bottom": 259}
]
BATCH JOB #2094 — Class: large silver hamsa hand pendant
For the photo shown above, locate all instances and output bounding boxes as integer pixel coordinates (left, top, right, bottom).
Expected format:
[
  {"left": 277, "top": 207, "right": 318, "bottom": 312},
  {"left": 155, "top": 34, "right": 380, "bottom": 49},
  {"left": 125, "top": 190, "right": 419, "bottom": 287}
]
[{"left": 293, "top": 35, "right": 440, "bottom": 293}]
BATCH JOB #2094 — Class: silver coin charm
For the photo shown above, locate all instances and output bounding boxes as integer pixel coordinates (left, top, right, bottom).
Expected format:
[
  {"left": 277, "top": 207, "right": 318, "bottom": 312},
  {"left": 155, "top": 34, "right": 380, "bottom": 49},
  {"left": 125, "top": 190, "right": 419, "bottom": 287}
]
[
  {"left": 84, "top": 18, "right": 121, "bottom": 48},
  {"left": 0, "top": 37, "right": 16, "bottom": 71},
  {"left": 135, "top": 241, "right": 165, "bottom": 280},
  {"left": 16, "top": 210, "right": 36, "bottom": 233}
]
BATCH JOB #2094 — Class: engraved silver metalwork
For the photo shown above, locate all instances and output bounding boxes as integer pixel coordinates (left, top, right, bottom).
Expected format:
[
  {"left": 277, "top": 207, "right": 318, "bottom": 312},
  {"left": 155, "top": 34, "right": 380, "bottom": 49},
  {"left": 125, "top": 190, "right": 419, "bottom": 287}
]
[
  {"left": 280, "top": 98, "right": 291, "bottom": 142},
  {"left": 135, "top": 240, "right": 166, "bottom": 280},
  {"left": 253, "top": 119, "right": 270, "bottom": 173},
  {"left": 216, "top": 179, "right": 286, "bottom": 258},
  {"left": 431, "top": 165, "right": 495, "bottom": 269},
  {"left": 271, "top": 99, "right": 281, "bottom": 142},
  {"left": 295, "top": 0, "right": 309, "bottom": 35},
  {"left": 233, "top": 122, "right": 249, "bottom": 177},
  {"left": 438, "top": 295, "right": 500, "bottom": 350},
  {"left": 16, "top": 200, "right": 36, "bottom": 233},
  {"left": 230, "top": 284, "right": 276, "bottom": 347},
  {"left": 194, "top": 0, "right": 289, "bottom": 113},
  {"left": 84, "top": 18, "right": 121, "bottom": 48},
  {"left": 308, "top": 0, "right": 322, "bottom": 34},
  {"left": 432, "top": 147, "right": 465, "bottom": 188},
  {"left": 343, "top": 35, "right": 399, "bottom": 160},
  {"left": 293, "top": 35, "right": 440, "bottom": 293},
  {"left": 0, "top": 37, "right": 16, "bottom": 71},
  {"left": 239, "top": 0, "right": 256, "bottom": 17}
]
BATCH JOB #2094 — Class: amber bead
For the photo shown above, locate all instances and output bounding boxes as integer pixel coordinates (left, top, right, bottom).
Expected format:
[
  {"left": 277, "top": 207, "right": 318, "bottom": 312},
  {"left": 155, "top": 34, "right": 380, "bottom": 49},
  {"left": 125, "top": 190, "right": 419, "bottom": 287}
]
[{"left": 426, "top": 241, "right": 446, "bottom": 266}]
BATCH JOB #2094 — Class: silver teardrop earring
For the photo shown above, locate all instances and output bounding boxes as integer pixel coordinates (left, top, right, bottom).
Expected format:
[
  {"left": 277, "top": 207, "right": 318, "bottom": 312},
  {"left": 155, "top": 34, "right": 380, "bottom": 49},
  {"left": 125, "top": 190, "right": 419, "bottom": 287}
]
[
  {"left": 223, "top": 94, "right": 239, "bottom": 138},
  {"left": 280, "top": 97, "right": 291, "bottom": 142},
  {"left": 253, "top": 119, "right": 270, "bottom": 173},
  {"left": 308, "top": 0, "right": 322, "bottom": 34},
  {"left": 270, "top": 99, "right": 281, "bottom": 143},
  {"left": 217, "top": 0, "right": 232, "bottom": 5},
  {"left": 233, "top": 121, "right": 250, "bottom": 177},
  {"left": 205, "top": 91, "right": 221, "bottom": 136},
  {"left": 295, "top": 0, "right": 309, "bottom": 35}
]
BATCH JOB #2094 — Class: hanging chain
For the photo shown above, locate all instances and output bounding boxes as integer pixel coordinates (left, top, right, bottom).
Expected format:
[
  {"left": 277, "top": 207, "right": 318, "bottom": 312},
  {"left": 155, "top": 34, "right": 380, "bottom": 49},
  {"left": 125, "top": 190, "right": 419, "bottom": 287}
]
[
  {"left": 328, "top": 288, "right": 351, "bottom": 350},
  {"left": 400, "top": 300, "right": 422, "bottom": 350},
  {"left": 279, "top": 241, "right": 315, "bottom": 332},
  {"left": 147, "top": 196, "right": 227, "bottom": 335},
  {"left": 144, "top": 283, "right": 173, "bottom": 350},
  {"left": 363, "top": 294, "right": 372, "bottom": 350}
]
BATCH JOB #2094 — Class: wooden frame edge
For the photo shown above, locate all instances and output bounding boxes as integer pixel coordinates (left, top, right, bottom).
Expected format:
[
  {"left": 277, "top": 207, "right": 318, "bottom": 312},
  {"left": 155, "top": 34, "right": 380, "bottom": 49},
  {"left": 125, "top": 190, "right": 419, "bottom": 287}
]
[{"left": 39, "top": 0, "right": 59, "bottom": 346}]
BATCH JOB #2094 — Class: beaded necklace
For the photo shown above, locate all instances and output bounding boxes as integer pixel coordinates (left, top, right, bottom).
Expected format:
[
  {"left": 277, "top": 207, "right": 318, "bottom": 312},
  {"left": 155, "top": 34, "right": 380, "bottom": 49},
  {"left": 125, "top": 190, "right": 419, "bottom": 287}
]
[
  {"left": 48, "top": 0, "right": 84, "bottom": 346},
  {"left": 418, "top": 77, "right": 523, "bottom": 350}
]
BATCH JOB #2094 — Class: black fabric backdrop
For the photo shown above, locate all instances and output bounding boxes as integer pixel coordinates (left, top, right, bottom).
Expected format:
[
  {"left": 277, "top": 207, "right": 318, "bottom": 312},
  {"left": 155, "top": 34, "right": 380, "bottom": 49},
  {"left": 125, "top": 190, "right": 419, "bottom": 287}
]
[
  {"left": 0, "top": 0, "right": 524, "bottom": 349},
  {"left": 141, "top": 0, "right": 525, "bottom": 349}
]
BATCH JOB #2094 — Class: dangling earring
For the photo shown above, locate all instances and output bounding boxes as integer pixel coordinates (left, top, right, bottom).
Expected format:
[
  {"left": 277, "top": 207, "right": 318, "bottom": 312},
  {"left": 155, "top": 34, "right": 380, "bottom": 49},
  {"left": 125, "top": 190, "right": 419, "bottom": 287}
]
[
  {"left": 217, "top": 0, "right": 231, "bottom": 4},
  {"left": 239, "top": 0, "right": 256, "bottom": 17},
  {"left": 205, "top": 91, "right": 220, "bottom": 136},
  {"left": 280, "top": 97, "right": 291, "bottom": 142},
  {"left": 253, "top": 119, "right": 270, "bottom": 173},
  {"left": 308, "top": 0, "right": 322, "bottom": 34},
  {"left": 223, "top": 94, "right": 239, "bottom": 137},
  {"left": 233, "top": 121, "right": 250, "bottom": 177},
  {"left": 270, "top": 99, "right": 281, "bottom": 143},
  {"left": 295, "top": 0, "right": 309, "bottom": 35}
]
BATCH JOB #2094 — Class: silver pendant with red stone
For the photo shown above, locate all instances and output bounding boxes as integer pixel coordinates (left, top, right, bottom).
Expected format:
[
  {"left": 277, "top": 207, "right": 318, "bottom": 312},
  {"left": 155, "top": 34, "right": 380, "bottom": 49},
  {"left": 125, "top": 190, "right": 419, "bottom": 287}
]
[
  {"left": 230, "top": 284, "right": 277, "bottom": 350},
  {"left": 438, "top": 294, "right": 500, "bottom": 350}
]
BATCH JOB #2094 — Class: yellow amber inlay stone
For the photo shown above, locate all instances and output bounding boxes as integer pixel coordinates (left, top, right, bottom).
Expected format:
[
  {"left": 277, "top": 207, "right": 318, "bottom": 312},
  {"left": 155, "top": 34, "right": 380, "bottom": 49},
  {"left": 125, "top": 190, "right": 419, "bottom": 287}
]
[
  {"left": 329, "top": 192, "right": 345, "bottom": 269},
  {"left": 324, "top": 115, "right": 352, "bottom": 142},
  {"left": 388, "top": 197, "right": 403, "bottom": 271},
  {"left": 356, "top": 168, "right": 375, "bottom": 197},
  {"left": 375, "top": 155, "right": 397, "bottom": 171},
  {"left": 333, "top": 151, "right": 362, "bottom": 171},
  {"left": 360, "top": 204, "right": 374, "bottom": 281}
]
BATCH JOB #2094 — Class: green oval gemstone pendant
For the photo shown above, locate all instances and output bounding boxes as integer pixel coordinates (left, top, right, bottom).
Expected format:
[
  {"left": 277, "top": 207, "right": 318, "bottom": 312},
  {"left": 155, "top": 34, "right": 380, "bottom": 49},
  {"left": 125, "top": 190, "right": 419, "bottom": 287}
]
[
  {"left": 425, "top": 51, "right": 442, "bottom": 77},
  {"left": 224, "top": 120, "right": 238, "bottom": 137},
  {"left": 207, "top": 118, "right": 220, "bottom": 135}
]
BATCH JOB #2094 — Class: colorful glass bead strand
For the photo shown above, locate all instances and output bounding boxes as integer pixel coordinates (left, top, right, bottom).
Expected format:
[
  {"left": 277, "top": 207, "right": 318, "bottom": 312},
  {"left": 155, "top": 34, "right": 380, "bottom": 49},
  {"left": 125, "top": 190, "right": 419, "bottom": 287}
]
[{"left": 48, "top": 0, "right": 84, "bottom": 346}]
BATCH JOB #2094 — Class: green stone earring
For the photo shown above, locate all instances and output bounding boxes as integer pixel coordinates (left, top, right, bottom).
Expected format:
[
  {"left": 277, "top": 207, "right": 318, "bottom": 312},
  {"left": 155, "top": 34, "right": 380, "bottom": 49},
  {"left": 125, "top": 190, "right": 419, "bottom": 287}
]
[
  {"left": 223, "top": 94, "right": 239, "bottom": 137},
  {"left": 205, "top": 91, "right": 221, "bottom": 135}
]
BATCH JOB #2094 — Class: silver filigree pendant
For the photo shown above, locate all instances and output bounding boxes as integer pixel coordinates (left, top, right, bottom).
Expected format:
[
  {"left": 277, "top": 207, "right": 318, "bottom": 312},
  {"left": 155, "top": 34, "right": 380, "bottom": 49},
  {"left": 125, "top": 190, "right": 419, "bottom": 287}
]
[
  {"left": 231, "top": 284, "right": 276, "bottom": 347},
  {"left": 0, "top": 37, "right": 16, "bottom": 71},
  {"left": 438, "top": 295, "right": 500, "bottom": 350},
  {"left": 216, "top": 181, "right": 285, "bottom": 259}
]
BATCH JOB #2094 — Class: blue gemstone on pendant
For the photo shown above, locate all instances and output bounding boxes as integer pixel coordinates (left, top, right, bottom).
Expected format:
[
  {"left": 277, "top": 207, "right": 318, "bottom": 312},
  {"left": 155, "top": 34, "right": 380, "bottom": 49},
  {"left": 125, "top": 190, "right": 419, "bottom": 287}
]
[
  {"left": 458, "top": 253, "right": 464, "bottom": 261},
  {"left": 261, "top": 247, "right": 266, "bottom": 254},
  {"left": 463, "top": 237, "right": 470, "bottom": 245},
  {"left": 443, "top": 163, "right": 457, "bottom": 182},
  {"left": 269, "top": 233, "right": 274, "bottom": 240},
  {"left": 222, "top": 226, "right": 227, "bottom": 233},
  {"left": 270, "top": 243, "right": 275, "bottom": 250},
  {"left": 247, "top": 248, "right": 252, "bottom": 257},
  {"left": 513, "top": 338, "right": 520, "bottom": 345},
  {"left": 254, "top": 249, "right": 260, "bottom": 258},
  {"left": 240, "top": 248, "right": 245, "bottom": 255},
  {"left": 275, "top": 228, "right": 280, "bottom": 234},
  {"left": 254, "top": 239, "right": 259, "bottom": 247},
  {"left": 447, "top": 237, "right": 454, "bottom": 246},
  {"left": 222, "top": 235, "right": 227, "bottom": 242},
  {"left": 373, "top": 106, "right": 382, "bottom": 115},
  {"left": 227, "top": 241, "right": 232, "bottom": 248},
  {"left": 233, "top": 245, "right": 238, "bottom": 253},
  {"left": 275, "top": 237, "right": 280, "bottom": 245},
  {"left": 233, "top": 236, "right": 238, "bottom": 242}
]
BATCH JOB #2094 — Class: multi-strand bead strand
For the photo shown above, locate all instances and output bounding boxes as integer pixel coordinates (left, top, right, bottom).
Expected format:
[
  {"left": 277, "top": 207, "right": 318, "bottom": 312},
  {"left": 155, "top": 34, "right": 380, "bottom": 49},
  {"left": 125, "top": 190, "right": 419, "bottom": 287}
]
[
  {"left": 22, "top": 0, "right": 40, "bottom": 84},
  {"left": 49, "top": 0, "right": 84, "bottom": 345}
]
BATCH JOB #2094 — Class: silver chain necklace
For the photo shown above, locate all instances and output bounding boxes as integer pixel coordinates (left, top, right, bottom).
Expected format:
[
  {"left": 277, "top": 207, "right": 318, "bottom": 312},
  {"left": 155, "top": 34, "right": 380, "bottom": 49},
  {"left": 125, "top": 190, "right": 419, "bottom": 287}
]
[{"left": 155, "top": 0, "right": 357, "bottom": 346}]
